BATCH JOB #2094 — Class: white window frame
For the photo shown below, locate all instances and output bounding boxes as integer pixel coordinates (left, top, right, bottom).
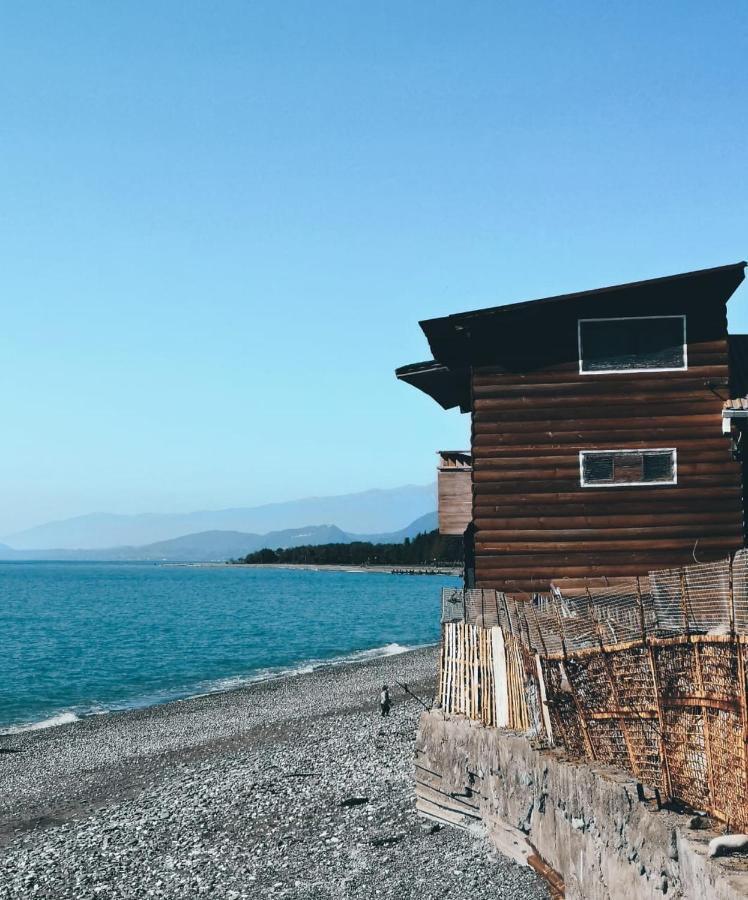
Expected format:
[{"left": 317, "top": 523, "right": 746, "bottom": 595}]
[
  {"left": 577, "top": 315, "right": 688, "bottom": 375},
  {"left": 579, "top": 448, "right": 678, "bottom": 488}
]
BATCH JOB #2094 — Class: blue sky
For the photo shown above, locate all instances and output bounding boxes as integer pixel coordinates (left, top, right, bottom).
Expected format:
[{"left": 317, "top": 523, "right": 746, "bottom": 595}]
[{"left": 1, "top": 1, "right": 747, "bottom": 533}]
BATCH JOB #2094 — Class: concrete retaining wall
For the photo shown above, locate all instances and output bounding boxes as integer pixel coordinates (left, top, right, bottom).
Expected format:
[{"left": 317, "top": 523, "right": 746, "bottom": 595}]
[{"left": 414, "top": 711, "right": 748, "bottom": 899}]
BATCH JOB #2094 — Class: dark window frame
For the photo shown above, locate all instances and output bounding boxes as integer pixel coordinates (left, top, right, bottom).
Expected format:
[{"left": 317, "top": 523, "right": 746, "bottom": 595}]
[
  {"left": 579, "top": 449, "right": 678, "bottom": 488},
  {"left": 578, "top": 315, "right": 687, "bottom": 374}
]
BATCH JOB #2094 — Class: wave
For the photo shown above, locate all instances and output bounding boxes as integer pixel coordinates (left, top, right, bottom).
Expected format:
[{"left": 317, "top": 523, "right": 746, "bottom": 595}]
[
  {"left": 4, "top": 710, "right": 80, "bottom": 734},
  {"left": 1, "top": 641, "right": 432, "bottom": 735},
  {"left": 191, "top": 641, "right": 420, "bottom": 696}
]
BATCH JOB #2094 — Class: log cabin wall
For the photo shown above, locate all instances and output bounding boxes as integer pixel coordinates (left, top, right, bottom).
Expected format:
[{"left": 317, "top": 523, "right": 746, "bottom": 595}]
[{"left": 470, "top": 291, "right": 744, "bottom": 596}]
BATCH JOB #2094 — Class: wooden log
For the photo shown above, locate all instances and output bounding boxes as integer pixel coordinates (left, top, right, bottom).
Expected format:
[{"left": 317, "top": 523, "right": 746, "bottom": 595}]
[
  {"left": 475, "top": 524, "right": 744, "bottom": 542},
  {"left": 473, "top": 390, "right": 721, "bottom": 411},
  {"left": 472, "top": 400, "right": 722, "bottom": 422},
  {"left": 471, "top": 368, "right": 729, "bottom": 394},
  {"left": 474, "top": 511, "right": 741, "bottom": 530},
  {"left": 474, "top": 486, "right": 739, "bottom": 504}
]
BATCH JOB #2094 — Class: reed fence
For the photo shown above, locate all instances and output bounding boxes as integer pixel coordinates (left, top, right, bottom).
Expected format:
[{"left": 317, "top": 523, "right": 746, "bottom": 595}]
[{"left": 436, "top": 549, "right": 748, "bottom": 831}]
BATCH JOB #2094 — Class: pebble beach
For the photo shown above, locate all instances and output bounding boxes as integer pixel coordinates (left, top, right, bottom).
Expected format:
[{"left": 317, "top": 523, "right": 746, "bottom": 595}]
[{"left": 0, "top": 646, "right": 548, "bottom": 899}]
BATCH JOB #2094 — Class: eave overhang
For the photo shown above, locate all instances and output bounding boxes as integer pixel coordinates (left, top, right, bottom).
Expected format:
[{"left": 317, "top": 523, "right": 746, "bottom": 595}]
[{"left": 395, "top": 360, "right": 470, "bottom": 412}]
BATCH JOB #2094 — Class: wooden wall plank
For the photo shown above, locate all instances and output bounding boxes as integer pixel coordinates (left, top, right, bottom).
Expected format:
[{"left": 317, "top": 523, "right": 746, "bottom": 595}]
[{"left": 471, "top": 328, "right": 744, "bottom": 592}]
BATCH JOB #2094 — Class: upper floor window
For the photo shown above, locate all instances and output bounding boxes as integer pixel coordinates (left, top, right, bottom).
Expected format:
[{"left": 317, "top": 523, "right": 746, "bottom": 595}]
[
  {"left": 578, "top": 315, "right": 687, "bottom": 374},
  {"left": 580, "top": 449, "right": 677, "bottom": 487}
]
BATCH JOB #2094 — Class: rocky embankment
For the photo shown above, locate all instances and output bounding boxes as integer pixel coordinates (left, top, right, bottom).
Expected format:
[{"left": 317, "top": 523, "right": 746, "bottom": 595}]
[{"left": 0, "top": 647, "right": 548, "bottom": 899}]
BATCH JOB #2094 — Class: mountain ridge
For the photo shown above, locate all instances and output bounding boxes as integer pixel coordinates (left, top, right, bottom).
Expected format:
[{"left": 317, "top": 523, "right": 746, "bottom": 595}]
[
  {"left": 0, "top": 512, "right": 438, "bottom": 562},
  {"left": 3, "top": 484, "right": 436, "bottom": 550}
]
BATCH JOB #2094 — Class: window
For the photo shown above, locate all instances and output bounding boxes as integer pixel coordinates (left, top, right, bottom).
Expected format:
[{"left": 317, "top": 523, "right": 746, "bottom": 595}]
[
  {"left": 580, "top": 449, "right": 677, "bottom": 487},
  {"left": 578, "top": 315, "right": 686, "bottom": 373}
]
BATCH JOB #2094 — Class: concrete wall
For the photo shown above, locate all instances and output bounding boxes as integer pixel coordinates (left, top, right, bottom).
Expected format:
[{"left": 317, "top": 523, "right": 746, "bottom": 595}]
[{"left": 415, "top": 711, "right": 748, "bottom": 899}]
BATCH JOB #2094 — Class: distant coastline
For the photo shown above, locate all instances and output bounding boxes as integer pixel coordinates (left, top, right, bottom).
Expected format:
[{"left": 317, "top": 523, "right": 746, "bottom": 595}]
[{"left": 175, "top": 562, "right": 462, "bottom": 576}]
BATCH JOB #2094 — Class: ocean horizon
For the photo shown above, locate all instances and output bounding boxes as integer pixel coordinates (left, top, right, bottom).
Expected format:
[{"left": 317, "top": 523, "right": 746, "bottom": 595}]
[{"left": 0, "top": 561, "right": 458, "bottom": 734}]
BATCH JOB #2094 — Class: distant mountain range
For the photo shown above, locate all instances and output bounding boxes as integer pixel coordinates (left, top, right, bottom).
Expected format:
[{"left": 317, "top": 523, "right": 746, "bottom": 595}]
[
  {"left": 0, "top": 512, "right": 438, "bottom": 562},
  {"left": 2, "top": 484, "right": 436, "bottom": 551}
]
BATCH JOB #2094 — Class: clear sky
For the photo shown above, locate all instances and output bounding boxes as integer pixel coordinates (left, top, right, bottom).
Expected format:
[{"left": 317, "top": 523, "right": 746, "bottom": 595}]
[{"left": 1, "top": 1, "right": 747, "bottom": 534}]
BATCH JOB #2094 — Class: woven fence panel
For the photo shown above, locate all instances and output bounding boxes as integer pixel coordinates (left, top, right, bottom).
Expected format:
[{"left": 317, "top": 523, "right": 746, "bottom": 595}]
[
  {"left": 565, "top": 654, "right": 615, "bottom": 712},
  {"left": 655, "top": 642, "right": 696, "bottom": 697},
  {"left": 661, "top": 706, "right": 710, "bottom": 813},
  {"left": 436, "top": 550, "right": 748, "bottom": 829},
  {"left": 610, "top": 645, "right": 657, "bottom": 712},
  {"left": 587, "top": 719, "right": 631, "bottom": 773},
  {"left": 625, "top": 716, "right": 664, "bottom": 793},
  {"left": 707, "top": 706, "right": 748, "bottom": 827},
  {"left": 539, "top": 659, "right": 587, "bottom": 757},
  {"left": 699, "top": 641, "right": 740, "bottom": 701}
]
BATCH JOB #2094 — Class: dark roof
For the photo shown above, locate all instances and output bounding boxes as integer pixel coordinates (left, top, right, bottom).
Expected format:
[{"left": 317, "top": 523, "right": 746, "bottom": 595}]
[
  {"left": 396, "top": 261, "right": 747, "bottom": 406},
  {"left": 420, "top": 262, "right": 746, "bottom": 367},
  {"left": 422, "top": 262, "right": 746, "bottom": 328}
]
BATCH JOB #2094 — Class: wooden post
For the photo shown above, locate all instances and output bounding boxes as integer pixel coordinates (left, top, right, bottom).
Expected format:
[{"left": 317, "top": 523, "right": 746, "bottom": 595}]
[
  {"left": 535, "top": 653, "right": 554, "bottom": 744},
  {"left": 437, "top": 626, "right": 444, "bottom": 709},
  {"left": 443, "top": 624, "right": 451, "bottom": 713},
  {"left": 680, "top": 569, "right": 690, "bottom": 635},
  {"left": 693, "top": 638, "right": 717, "bottom": 815},
  {"left": 638, "top": 577, "right": 672, "bottom": 801},
  {"left": 736, "top": 635, "right": 748, "bottom": 831},
  {"left": 492, "top": 626, "right": 509, "bottom": 728}
]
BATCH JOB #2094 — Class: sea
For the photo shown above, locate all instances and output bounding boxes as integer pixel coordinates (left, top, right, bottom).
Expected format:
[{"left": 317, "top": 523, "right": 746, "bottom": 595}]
[{"left": 0, "top": 562, "right": 459, "bottom": 734}]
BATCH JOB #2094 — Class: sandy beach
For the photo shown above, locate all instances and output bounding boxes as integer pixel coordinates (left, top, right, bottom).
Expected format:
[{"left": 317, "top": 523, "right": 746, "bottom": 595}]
[{"left": 0, "top": 646, "right": 547, "bottom": 899}]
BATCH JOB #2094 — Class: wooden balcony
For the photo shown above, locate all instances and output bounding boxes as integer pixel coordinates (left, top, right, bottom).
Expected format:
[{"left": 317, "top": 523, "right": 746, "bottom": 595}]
[{"left": 438, "top": 451, "right": 472, "bottom": 535}]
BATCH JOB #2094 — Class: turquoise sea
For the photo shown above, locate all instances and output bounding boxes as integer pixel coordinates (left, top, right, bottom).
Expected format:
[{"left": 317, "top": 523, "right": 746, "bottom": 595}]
[{"left": 0, "top": 562, "right": 458, "bottom": 733}]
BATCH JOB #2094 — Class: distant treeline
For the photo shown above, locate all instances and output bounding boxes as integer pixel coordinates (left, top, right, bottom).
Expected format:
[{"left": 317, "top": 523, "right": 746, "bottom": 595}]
[{"left": 232, "top": 529, "right": 463, "bottom": 566}]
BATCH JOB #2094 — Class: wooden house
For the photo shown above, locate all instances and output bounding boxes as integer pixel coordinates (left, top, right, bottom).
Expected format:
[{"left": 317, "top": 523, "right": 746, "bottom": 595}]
[{"left": 397, "top": 262, "right": 748, "bottom": 596}]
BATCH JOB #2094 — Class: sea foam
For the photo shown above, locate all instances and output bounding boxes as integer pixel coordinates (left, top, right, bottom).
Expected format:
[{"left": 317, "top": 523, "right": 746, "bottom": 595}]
[{"left": 4, "top": 710, "right": 80, "bottom": 734}]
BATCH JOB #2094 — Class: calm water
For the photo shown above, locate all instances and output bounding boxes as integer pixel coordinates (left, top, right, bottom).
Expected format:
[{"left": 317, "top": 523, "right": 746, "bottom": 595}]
[{"left": 0, "top": 562, "right": 458, "bottom": 733}]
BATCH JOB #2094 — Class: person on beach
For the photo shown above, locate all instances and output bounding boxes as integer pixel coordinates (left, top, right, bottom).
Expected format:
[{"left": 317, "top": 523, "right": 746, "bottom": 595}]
[{"left": 379, "top": 684, "right": 391, "bottom": 716}]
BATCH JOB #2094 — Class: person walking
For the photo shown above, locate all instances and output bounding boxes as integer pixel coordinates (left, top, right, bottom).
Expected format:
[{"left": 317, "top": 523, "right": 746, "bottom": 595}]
[{"left": 379, "top": 684, "right": 391, "bottom": 717}]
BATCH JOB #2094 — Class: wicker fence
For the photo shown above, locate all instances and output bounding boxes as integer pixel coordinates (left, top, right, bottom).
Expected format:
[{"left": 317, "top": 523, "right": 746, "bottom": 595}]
[{"left": 437, "top": 550, "right": 748, "bottom": 831}]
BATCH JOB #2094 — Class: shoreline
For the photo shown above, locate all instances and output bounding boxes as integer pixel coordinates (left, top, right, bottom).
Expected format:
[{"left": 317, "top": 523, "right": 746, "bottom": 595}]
[
  {"left": 1, "top": 640, "right": 432, "bottom": 737},
  {"left": 173, "top": 562, "right": 462, "bottom": 575},
  {"left": 0, "top": 645, "right": 547, "bottom": 899},
  {"left": 0, "top": 646, "right": 439, "bottom": 841}
]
